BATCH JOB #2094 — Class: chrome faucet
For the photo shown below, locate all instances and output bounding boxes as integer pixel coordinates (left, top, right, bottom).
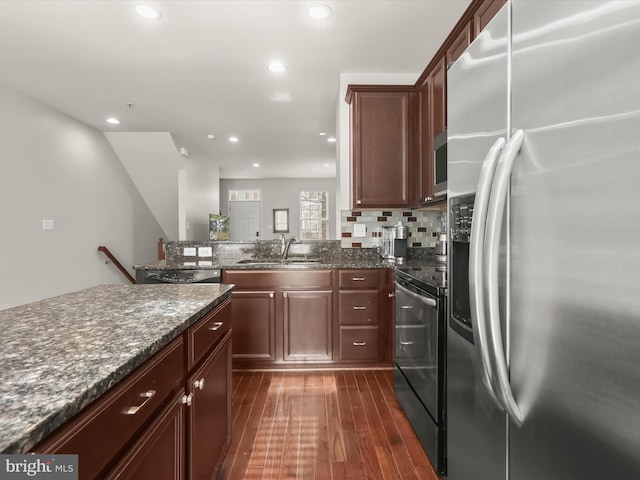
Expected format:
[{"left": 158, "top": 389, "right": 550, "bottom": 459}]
[{"left": 282, "top": 237, "right": 296, "bottom": 259}]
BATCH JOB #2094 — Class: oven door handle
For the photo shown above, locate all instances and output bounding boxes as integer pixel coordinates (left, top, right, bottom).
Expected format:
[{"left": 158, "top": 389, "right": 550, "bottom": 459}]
[
  {"left": 469, "top": 136, "right": 506, "bottom": 404},
  {"left": 394, "top": 281, "right": 437, "bottom": 308},
  {"left": 485, "top": 129, "right": 524, "bottom": 426}
]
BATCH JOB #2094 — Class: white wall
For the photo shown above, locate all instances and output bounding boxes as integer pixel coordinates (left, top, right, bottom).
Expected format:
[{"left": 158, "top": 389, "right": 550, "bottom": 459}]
[
  {"left": 0, "top": 84, "right": 165, "bottom": 310},
  {"left": 182, "top": 154, "right": 220, "bottom": 241},
  {"left": 220, "top": 178, "right": 337, "bottom": 240}
]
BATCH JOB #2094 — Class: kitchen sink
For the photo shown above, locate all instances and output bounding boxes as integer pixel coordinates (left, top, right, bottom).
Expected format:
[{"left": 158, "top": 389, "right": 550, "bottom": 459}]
[
  {"left": 284, "top": 258, "right": 321, "bottom": 264},
  {"left": 235, "top": 259, "right": 281, "bottom": 265},
  {"left": 235, "top": 258, "right": 322, "bottom": 265}
]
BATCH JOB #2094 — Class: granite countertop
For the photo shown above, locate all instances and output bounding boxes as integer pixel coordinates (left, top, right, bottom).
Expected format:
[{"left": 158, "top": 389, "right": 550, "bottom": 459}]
[
  {"left": 134, "top": 258, "right": 394, "bottom": 270},
  {"left": 0, "top": 283, "right": 234, "bottom": 454}
]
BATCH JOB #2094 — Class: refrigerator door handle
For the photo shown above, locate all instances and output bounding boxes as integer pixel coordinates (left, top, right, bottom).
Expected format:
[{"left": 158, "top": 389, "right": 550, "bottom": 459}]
[
  {"left": 485, "top": 129, "right": 525, "bottom": 426},
  {"left": 470, "top": 137, "right": 507, "bottom": 402}
]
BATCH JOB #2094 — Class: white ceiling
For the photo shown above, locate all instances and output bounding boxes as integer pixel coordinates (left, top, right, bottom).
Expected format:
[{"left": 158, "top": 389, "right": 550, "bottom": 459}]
[{"left": 0, "top": 0, "right": 471, "bottom": 179}]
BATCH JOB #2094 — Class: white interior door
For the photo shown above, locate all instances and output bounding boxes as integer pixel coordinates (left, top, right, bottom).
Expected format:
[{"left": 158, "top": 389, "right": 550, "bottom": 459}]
[{"left": 228, "top": 201, "right": 260, "bottom": 241}]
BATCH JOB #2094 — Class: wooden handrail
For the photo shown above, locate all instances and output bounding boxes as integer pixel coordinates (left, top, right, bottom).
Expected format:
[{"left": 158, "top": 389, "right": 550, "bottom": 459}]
[{"left": 98, "top": 246, "right": 136, "bottom": 284}]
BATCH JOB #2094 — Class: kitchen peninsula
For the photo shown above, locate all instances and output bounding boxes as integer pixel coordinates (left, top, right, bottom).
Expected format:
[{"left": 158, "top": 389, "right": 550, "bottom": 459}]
[{"left": 0, "top": 283, "right": 233, "bottom": 479}]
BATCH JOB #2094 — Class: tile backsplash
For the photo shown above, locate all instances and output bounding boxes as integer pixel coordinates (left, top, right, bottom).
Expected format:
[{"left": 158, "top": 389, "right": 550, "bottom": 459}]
[{"left": 341, "top": 208, "right": 447, "bottom": 249}]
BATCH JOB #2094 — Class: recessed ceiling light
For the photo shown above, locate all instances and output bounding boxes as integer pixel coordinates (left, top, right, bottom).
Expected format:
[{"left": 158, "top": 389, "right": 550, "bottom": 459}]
[
  {"left": 267, "top": 61, "right": 287, "bottom": 73},
  {"left": 324, "top": 163, "right": 332, "bottom": 167},
  {"left": 308, "top": 4, "right": 332, "bottom": 20},
  {"left": 327, "top": 136, "right": 337, "bottom": 143},
  {"left": 252, "top": 163, "right": 260, "bottom": 168},
  {"left": 318, "top": 132, "right": 327, "bottom": 136},
  {"left": 207, "top": 134, "right": 216, "bottom": 140},
  {"left": 106, "top": 117, "right": 120, "bottom": 124},
  {"left": 229, "top": 136, "right": 239, "bottom": 143},
  {"left": 135, "top": 4, "right": 163, "bottom": 20}
]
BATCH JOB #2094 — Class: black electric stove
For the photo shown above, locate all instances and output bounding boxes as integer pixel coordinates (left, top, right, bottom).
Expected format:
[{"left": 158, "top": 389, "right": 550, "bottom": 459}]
[
  {"left": 394, "top": 261, "right": 448, "bottom": 475},
  {"left": 395, "top": 263, "right": 447, "bottom": 298}
]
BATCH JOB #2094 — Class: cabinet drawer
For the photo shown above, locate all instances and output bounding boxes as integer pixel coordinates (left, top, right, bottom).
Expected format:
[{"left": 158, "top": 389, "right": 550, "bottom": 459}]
[
  {"left": 339, "top": 291, "right": 379, "bottom": 325},
  {"left": 188, "top": 299, "right": 231, "bottom": 369},
  {"left": 339, "top": 269, "right": 380, "bottom": 289},
  {"left": 339, "top": 327, "right": 379, "bottom": 360},
  {"left": 35, "top": 338, "right": 185, "bottom": 479}
]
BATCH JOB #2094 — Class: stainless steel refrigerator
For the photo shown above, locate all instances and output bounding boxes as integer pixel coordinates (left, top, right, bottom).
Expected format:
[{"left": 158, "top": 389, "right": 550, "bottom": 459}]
[{"left": 446, "top": 1, "right": 640, "bottom": 479}]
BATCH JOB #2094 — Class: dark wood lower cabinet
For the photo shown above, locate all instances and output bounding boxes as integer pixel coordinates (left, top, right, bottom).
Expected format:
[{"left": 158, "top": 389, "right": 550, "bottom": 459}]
[
  {"left": 33, "top": 298, "right": 233, "bottom": 480},
  {"left": 283, "top": 289, "right": 333, "bottom": 362},
  {"left": 224, "top": 268, "right": 393, "bottom": 370},
  {"left": 106, "top": 390, "right": 186, "bottom": 480},
  {"left": 188, "top": 331, "right": 232, "bottom": 480},
  {"left": 228, "top": 290, "right": 275, "bottom": 362}
]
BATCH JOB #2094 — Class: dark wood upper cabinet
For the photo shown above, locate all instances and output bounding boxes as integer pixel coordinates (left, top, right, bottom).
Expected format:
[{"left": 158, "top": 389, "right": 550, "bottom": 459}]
[
  {"left": 447, "top": 20, "right": 473, "bottom": 67},
  {"left": 345, "top": 0, "right": 506, "bottom": 209},
  {"left": 417, "top": 55, "right": 446, "bottom": 205},
  {"left": 473, "top": 0, "right": 507, "bottom": 36},
  {"left": 346, "top": 86, "right": 416, "bottom": 209}
]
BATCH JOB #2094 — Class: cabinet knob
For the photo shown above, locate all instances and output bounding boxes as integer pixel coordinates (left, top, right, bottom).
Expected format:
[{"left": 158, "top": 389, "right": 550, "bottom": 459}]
[
  {"left": 182, "top": 393, "right": 193, "bottom": 407},
  {"left": 283, "top": 292, "right": 288, "bottom": 298},
  {"left": 388, "top": 292, "right": 395, "bottom": 298},
  {"left": 356, "top": 199, "right": 362, "bottom": 205},
  {"left": 194, "top": 378, "right": 205, "bottom": 390}
]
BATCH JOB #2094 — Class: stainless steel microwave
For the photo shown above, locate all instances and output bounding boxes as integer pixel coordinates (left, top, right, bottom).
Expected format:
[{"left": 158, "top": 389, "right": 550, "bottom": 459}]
[{"left": 434, "top": 130, "right": 447, "bottom": 197}]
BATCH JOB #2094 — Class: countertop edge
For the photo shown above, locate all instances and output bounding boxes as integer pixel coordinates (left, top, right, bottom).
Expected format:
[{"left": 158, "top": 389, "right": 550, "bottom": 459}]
[{"left": 1, "top": 286, "right": 234, "bottom": 454}]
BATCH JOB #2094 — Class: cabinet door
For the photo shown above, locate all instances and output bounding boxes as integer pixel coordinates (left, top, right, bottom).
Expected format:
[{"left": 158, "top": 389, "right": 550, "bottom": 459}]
[
  {"left": 106, "top": 390, "right": 186, "bottom": 480},
  {"left": 447, "top": 21, "right": 472, "bottom": 66},
  {"left": 418, "top": 56, "right": 447, "bottom": 205},
  {"left": 283, "top": 290, "right": 333, "bottom": 361},
  {"left": 229, "top": 290, "right": 276, "bottom": 362},
  {"left": 349, "top": 88, "right": 414, "bottom": 208},
  {"left": 188, "top": 331, "right": 232, "bottom": 480},
  {"left": 430, "top": 56, "right": 447, "bottom": 143},
  {"left": 473, "top": 0, "right": 506, "bottom": 36},
  {"left": 416, "top": 76, "right": 433, "bottom": 204}
]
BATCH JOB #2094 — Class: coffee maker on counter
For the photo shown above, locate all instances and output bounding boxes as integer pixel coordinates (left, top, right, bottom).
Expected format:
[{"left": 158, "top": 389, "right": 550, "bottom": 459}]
[
  {"left": 394, "top": 221, "right": 408, "bottom": 263},
  {"left": 380, "top": 221, "right": 408, "bottom": 263}
]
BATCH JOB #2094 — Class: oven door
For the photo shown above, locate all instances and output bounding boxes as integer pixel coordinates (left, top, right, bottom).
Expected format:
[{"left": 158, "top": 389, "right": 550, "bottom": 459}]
[{"left": 394, "top": 277, "right": 444, "bottom": 423}]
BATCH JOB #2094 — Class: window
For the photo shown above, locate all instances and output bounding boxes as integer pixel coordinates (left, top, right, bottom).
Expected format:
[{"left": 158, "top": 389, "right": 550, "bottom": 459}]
[
  {"left": 228, "top": 189, "right": 260, "bottom": 201},
  {"left": 300, "top": 191, "right": 328, "bottom": 240}
]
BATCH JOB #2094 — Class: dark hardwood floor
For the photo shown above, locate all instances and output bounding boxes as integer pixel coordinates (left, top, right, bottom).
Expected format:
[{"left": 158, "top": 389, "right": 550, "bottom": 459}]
[{"left": 222, "top": 370, "right": 440, "bottom": 480}]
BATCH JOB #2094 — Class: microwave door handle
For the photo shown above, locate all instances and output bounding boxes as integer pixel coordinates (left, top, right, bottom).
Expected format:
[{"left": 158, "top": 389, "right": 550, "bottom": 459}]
[
  {"left": 485, "top": 129, "right": 525, "bottom": 426},
  {"left": 469, "top": 136, "right": 506, "bottom": 403}
]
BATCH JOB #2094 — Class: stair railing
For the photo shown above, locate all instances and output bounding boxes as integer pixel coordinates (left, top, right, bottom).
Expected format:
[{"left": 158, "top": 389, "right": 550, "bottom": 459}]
[{"left": 98, "top": 246, "right": 136, "bottom": 284}]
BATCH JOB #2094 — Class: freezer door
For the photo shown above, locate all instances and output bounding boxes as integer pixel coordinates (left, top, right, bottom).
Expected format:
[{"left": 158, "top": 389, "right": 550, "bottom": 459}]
[
  {"left": 446, "top": 4, "right": 509, "bottom": 480},
  {"left": 509, "top": 1, "right": 640, "bottom": 479}
]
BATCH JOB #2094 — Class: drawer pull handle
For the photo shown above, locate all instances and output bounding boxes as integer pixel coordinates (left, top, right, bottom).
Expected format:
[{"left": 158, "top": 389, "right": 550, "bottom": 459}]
[
  {"left": 209, "top": 321, "right": 224, "bottom": 331},
  {"left": 194, "top": 378, "right": 205, "bottom": 390},
  {"left": 126, "top": 390, "right": 156, "bottom": 415},
  {"left": 400, "top": 341, "right": 415, "bottom": 345},
  {"left": 353, "top": 341, "right": 367, "bottom": 346},
  {"left": 182, "top": 393, "right": 193, "bottom": 407},
  {"left": 353, "top": 306, "right": 366, "bottom": 310},
  {"left": 352, "top": 277, "right": 365, "bottom": 281},
  {"left": 400, "top": 305, "right": 413, "bottom": 310}
]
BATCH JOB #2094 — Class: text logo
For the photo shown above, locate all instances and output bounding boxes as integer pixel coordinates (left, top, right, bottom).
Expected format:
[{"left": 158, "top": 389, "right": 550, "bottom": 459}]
[{"left": 0, "top": 455, "right": 77, "bottom": 480}]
